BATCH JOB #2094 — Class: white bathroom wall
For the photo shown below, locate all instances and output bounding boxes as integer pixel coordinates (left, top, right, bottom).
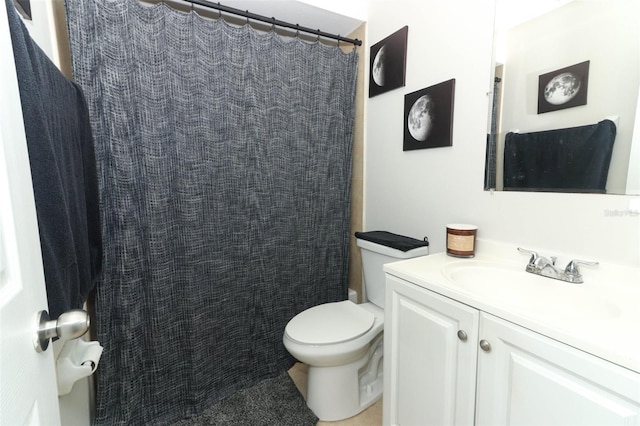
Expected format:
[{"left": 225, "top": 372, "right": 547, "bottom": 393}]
[{"left": 364, "top": 0, "right": 640, "bottom": 267}]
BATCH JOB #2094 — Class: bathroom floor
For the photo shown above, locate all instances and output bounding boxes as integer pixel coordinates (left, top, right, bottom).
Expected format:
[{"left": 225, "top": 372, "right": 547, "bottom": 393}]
[{"left": 288, "top": 362, "right": 382, "bottom": 425}]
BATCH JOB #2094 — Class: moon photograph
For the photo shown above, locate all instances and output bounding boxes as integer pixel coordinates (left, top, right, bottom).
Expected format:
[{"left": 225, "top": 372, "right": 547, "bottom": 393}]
[
  {"left": 403, "top": 79, "right": 455, "bottom": 151},
  {"left": 372, "top": 46, "right": 386, "bottom": 87},
  {"left": 544, "top": 72, "right": 581, "bottom": 105},
  {"left": 538, "top": 61, "right": 589, "bottom": 114},
  {"left": 407, "top": 95, "right": 433, "bottom": 141},
  {"left": 369, "top": 26, "right": 408, "bottom": 98}
]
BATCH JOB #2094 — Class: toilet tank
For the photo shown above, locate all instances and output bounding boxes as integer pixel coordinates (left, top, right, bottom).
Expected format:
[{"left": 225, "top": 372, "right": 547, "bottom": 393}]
[{"left": 356, "top": 233, "right": 429, "bottom": 308}]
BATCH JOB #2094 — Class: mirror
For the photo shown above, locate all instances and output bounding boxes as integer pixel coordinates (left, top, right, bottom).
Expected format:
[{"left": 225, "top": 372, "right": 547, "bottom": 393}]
[{"left": 485, "top": 0, "right": 640, "bottom": 195}]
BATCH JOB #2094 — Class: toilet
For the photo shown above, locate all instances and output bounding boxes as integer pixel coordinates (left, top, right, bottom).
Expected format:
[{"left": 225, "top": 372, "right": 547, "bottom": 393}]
[{"left": 283, "top": 231, "right": 430, "bottom": 421}]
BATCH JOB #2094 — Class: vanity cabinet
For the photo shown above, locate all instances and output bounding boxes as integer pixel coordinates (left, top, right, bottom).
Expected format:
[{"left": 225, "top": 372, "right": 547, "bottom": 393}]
[{"left": 384, "top": 274, "right": 640, "bottom": 426}]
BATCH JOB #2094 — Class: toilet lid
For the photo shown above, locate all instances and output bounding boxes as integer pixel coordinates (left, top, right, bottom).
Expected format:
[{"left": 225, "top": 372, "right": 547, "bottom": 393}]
[{"left": 286, "top": 301, "right": 375, "bottom": 345}]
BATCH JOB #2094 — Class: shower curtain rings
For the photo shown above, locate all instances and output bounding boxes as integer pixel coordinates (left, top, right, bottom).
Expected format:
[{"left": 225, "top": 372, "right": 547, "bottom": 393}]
[
  {"left": 217, "top": 2, "right": 221, "bottom": 19},
  {"left": 246, "top": 11, "right": 250, "bottom": 25},
  {"left": 316, "top": 30, "right": 320, "bottom": 43},
  {"left": 295, "top": 24, "right": 300, "bottom": 38},
  {"left": 336, "top": 36, "right": 340, "bottom": 47},
  {"left": 271, "top": 17, "right": 276, "bottom": 32}
]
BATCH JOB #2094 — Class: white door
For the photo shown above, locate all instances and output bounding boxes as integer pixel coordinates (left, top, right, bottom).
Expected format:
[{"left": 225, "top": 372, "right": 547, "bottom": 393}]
[
  {"left": 384, "top": 275, "right": 480, "bottom": 426},
  {"left": 0, "top": 0, "right": 61, "bottom": 423},
  {"left": 476, "top": 312, "right": 640, "bottom": 425}
]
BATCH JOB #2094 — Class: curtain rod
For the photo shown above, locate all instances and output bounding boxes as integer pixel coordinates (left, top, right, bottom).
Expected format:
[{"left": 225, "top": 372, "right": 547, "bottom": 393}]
[{"left": 182, "top": 0, "right": 362, "bottom": 46}]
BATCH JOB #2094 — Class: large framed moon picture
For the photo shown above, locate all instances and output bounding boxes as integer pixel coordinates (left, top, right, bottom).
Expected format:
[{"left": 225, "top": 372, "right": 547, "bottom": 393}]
[
  {"left": 538, "top": 61, "right": 589, "bottom": 114},
  {"left": 369, "top": 26, "right": 408, "bottom": 98},
  {"left": 404, "top": 79, "right": 455, "bottom": 151}
]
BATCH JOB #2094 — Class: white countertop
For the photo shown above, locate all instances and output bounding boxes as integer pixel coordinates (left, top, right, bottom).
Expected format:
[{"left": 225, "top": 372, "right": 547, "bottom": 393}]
[{"left": 383, "top": 240, "right": 640, "bottom": 374}]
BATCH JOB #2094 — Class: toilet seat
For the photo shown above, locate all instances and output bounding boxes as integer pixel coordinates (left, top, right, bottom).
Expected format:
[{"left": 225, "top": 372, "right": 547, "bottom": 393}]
[{"left": 286, "top": 301, "right": 375, "bottom": 345}]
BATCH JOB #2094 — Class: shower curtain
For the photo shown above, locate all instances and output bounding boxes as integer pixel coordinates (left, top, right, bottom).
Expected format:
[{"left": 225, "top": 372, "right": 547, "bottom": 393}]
[{"left": 65, "top": 1, "right": 358, "bottom": 424}]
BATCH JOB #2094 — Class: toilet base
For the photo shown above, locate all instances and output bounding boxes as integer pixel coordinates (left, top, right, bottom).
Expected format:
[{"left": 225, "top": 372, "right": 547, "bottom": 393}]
[{"left": 306, "top": 334, "right": 384, "bottom": 421}]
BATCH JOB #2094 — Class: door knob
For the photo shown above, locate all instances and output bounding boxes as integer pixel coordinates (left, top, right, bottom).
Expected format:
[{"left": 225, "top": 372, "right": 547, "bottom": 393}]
[
  {"left": 479, "top": 339, "right": 491, "bottom": 352},
  {"left": 457, "top": 330, "right": 468, "bottom": 342},
  {"left": 34, "top": 309, "right": 90, "bottom": 352}
]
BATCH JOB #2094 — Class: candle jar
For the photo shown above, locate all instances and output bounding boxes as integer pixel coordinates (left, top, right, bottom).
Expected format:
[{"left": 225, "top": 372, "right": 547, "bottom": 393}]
[{"left": 446, "top": 224, "right": 477, "bottom": 258}]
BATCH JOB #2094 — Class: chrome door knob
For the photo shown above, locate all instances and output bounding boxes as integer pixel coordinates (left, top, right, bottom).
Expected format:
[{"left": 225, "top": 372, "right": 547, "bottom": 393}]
[
  {"left": 457, "top": 330, "right": 468, "bottom": 342},
  {"left": 34, "top": 309, "right": 90, "bottom": 352}
]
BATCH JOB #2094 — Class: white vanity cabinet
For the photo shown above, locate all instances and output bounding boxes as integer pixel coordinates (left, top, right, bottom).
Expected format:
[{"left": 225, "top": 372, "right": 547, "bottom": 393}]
[{"left": 384, "top": 274, "right": 640, "bottom": 426}]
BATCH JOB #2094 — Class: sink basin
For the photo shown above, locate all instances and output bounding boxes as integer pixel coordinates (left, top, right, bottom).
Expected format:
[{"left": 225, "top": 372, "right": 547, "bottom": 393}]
[{"left": 441, "top": 260, "right": 621, "bottom": 320}]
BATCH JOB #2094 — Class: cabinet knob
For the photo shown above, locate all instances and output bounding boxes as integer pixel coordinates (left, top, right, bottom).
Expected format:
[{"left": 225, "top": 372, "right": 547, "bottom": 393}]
[
  {"left": 479, "top": 339, "right": 491, "bottom": 352},
  {"left": 457, "top": 330, "right": 468, "bottom": 342}
]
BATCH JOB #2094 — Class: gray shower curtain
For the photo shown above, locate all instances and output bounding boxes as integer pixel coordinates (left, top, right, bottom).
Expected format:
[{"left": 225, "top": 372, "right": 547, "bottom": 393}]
[{"left": 65, "top": 1, "right": 357, "bottom": 424}]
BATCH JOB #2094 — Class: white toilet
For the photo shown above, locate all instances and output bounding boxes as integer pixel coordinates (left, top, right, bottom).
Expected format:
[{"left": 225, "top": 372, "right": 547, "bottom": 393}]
[{"left": 283, "top": 231, "right": 430, "bottom": 421}]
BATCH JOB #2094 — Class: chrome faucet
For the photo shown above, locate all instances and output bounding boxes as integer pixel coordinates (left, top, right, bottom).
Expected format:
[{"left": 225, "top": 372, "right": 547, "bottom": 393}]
[{"left": 517, "top": 248, "right": 598, "bottom": 284}]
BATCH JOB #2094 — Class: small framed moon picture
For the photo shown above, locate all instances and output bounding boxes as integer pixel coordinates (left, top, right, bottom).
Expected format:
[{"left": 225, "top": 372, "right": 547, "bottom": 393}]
[
  {"left": 369, "top": 26, "right": 408, "bottom": 98},
  {"left": 403, "top": 79, "right": 455, "bottom": 151},
  {"left": 538, "top": 60, "right": 589, "bottom": 114}
]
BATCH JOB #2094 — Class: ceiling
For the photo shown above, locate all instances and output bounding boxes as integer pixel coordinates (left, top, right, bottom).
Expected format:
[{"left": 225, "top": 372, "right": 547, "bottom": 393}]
[{"left": 495, "top": 0, "right": 573, "bottom": 30}]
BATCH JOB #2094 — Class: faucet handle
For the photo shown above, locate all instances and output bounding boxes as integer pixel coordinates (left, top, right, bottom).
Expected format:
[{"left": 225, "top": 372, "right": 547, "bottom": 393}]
[
  {"left": 565, "top": 259, "right": 599, "bottom": 275},
  {"left": 564, "top": 259, "right": 599, "bottom": 283},
  {"left": 517, "top": 247, "right": 545, "bottom": 272},
  {"left": 517, "top": 247, "right": 538, "bottom": 264}
]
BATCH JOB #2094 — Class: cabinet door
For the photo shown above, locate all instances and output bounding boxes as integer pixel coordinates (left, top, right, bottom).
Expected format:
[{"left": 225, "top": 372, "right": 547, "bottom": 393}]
[
  {"left": 384, "top": 275, "right": 480, "bottom": 426},
  {"left": 476, "top": 313, "right": 640, "bottom": 425}
]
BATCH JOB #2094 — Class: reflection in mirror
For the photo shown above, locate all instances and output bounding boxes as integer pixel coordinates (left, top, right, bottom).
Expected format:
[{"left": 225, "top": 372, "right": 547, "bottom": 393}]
[{"left": 485, "top": 0, "right": 640, "bottom": 195}]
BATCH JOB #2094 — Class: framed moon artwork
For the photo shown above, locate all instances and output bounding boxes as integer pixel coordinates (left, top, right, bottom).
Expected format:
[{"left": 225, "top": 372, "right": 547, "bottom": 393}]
[
  {"left": 538, "top": 61, "right": 589, "bottom": 114},
  {"left": 403, "top": 79, "right": 456, "bottom": 151},
  {"left": 369, "top": 26, "right": 408, "bottom": 98}
]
